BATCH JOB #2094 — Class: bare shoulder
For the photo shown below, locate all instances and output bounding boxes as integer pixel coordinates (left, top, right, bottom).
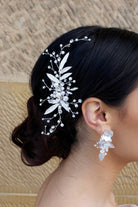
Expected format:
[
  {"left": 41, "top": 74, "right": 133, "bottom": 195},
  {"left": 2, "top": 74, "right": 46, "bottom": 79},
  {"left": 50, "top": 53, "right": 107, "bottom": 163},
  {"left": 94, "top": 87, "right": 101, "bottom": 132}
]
[{"left": 34, "top": 172, "right": 54, "bottom": 207}]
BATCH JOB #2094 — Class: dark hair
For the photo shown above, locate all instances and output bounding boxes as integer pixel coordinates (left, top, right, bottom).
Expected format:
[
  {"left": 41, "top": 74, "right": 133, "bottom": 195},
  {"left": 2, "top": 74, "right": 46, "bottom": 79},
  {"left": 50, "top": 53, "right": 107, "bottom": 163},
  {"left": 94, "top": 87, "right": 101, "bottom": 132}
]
[{"left": 11, "top": 25, "right": 138, "bottom": 166}]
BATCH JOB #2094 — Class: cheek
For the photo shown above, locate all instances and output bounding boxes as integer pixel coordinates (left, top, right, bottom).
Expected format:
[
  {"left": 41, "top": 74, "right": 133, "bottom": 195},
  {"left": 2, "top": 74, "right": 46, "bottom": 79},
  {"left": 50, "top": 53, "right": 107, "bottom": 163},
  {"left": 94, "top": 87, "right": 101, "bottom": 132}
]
[{"left": 112, "top": 106, "right": 138, "bottom": 162}]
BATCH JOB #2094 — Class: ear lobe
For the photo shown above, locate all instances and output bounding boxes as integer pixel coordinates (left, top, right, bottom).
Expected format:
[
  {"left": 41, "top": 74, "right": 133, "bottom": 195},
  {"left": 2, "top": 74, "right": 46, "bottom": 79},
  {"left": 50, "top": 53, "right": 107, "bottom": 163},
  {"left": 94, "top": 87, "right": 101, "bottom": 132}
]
[{"left": 81, "top": 98, "right": 107, "bottom": 134}]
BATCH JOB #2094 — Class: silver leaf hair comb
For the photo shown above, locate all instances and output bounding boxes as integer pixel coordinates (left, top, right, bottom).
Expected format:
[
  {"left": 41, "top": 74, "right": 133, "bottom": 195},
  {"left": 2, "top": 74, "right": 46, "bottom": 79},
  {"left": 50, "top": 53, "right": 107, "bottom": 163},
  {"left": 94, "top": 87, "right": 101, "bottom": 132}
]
[{"left": 39, "top": 36, "right": 91, "bottom": 135}]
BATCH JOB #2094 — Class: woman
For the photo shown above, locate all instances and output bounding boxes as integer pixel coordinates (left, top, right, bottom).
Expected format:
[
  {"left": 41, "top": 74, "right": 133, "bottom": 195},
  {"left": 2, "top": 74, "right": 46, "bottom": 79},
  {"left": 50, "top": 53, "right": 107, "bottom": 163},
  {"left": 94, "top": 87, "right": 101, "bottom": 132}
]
[{"left": 11, "top": 25, "right": 138, "bottom": 207}]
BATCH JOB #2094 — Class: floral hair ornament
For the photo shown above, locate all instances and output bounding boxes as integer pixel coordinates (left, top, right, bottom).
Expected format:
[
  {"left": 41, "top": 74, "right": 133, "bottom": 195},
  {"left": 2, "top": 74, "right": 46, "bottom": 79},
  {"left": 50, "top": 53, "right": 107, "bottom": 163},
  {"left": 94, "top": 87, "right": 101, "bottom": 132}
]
[{"left": 39, "top": 36, "right": 91, "bottom": 135}]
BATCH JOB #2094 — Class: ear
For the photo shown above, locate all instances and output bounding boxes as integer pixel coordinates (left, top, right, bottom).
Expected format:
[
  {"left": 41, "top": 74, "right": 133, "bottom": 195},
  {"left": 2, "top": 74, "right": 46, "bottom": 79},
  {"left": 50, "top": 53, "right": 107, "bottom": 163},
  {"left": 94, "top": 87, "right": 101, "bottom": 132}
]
[{"left": 81, "top": 97, "right": 110, "bottom": 135}]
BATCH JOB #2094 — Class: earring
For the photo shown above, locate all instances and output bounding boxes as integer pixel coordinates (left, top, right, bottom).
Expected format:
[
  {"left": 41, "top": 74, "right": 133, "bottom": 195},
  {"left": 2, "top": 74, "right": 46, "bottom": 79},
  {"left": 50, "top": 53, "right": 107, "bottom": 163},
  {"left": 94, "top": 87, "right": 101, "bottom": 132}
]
[{"left": 94, "top": 129, "right": 115, "bottom": 161}]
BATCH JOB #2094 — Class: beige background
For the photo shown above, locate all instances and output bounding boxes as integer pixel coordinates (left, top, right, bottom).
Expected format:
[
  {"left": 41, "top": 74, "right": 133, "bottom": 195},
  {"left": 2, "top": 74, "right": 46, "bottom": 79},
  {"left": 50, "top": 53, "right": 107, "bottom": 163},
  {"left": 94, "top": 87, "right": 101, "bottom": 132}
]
[{"left": 0, "top": 0, "right": 138, "bottom": 206}]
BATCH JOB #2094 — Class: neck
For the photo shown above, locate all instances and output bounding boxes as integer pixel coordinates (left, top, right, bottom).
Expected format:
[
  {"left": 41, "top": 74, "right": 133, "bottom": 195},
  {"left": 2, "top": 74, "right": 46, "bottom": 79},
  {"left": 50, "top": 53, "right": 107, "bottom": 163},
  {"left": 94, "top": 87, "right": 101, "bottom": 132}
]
[{"left": 54, "top": 133, "right": 127, "bottom": 207}]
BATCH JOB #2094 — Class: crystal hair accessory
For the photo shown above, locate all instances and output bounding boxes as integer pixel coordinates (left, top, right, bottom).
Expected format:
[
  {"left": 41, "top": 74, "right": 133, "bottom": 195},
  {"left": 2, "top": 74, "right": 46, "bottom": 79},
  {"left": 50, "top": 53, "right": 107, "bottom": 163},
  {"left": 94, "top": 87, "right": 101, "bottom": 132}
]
[
  {"left": 94, "top": 129, "right": 115, "bottom": 161},
  {"left": 39, "top": 36, "right": 91, "bottom": 135}
]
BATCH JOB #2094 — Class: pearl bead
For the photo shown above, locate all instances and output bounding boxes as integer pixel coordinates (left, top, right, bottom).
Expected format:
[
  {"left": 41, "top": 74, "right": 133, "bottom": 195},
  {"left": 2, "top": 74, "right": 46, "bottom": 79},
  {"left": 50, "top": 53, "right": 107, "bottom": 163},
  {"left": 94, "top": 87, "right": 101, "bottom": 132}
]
[
  {"left": 78, "top": 99, "right": 82, "bottom": 103},
  {"left": 60, "top": 123, "right": 64, "bottom": 127},
  {"left": 59, "top": 110, "right": 62, "bottom": 114},
  {"left": 63, "top": 96, "right": 68, "bottom": 101},
  {"left": 50, "top": 129, "right": 53, "bottom": 133},
  {"left": 70, "top": 39, "right": 74, "bottom": 43}
]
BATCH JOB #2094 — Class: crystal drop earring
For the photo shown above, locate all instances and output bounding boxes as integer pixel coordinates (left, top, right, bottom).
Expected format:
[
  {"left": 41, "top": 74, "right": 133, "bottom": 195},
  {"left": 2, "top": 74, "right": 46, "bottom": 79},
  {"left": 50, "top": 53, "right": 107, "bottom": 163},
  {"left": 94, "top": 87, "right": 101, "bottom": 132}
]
[{"left": 94, "top": 129, "right": 115, "bottom": 161}]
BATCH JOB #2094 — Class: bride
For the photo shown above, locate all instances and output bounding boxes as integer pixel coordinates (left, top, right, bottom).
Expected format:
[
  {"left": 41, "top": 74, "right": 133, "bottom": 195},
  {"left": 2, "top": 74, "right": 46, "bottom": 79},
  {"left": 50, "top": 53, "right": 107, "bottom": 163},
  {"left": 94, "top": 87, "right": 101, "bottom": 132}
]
[{"left": 12, "top": 25, "right": 138, "bottom": 207}]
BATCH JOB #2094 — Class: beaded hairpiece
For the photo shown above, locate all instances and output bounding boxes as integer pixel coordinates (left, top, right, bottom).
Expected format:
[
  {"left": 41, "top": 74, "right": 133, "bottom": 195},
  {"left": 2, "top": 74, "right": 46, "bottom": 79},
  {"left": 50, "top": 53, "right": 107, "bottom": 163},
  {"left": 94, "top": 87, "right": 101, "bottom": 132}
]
[{"left": 39, "top": 36, "right": 91, "bottom": 135}]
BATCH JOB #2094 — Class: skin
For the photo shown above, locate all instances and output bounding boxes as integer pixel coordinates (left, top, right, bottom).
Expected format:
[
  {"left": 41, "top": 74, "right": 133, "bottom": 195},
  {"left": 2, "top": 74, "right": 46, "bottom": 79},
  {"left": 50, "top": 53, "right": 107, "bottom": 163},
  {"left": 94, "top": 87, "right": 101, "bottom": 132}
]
[{"left": 34, "top": 86, "right": 138, "bottom": 207}]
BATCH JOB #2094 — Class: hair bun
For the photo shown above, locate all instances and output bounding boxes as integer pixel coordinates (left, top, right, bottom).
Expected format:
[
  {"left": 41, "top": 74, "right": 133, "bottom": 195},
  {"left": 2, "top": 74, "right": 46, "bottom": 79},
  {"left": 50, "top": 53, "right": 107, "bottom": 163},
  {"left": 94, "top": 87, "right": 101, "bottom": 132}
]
[{"left": 11, "top": 95, "right": 77, "bottom": 166}]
